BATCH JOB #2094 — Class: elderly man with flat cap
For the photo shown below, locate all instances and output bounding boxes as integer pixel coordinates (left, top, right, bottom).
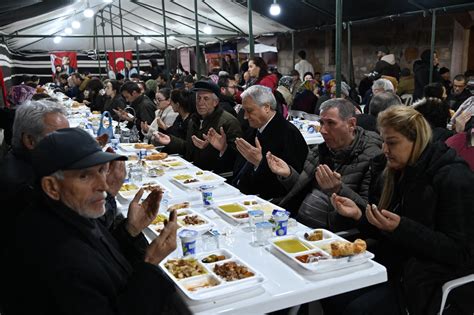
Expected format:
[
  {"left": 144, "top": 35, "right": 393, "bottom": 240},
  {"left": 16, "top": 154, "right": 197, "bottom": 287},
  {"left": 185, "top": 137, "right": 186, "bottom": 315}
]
[
  {"left": 153, "top": 80, "right": 242, "bottom": 173},
  {"left": 5, "top": 128, "right": 178, "bottom": 315}
]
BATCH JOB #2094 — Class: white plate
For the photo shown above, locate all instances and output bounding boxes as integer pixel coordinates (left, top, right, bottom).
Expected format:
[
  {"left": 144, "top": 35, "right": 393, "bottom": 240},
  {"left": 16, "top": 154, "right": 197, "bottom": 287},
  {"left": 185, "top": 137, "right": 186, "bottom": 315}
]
[
  {"left": 159, "top": 249, "right": 265, "bottom": 301},
  {"left": 117, "top": 182, "right": 173, "bottom": 203},
  {"left": 149, "top": 208, "right": 213, "bottom": 236},
  {"left": 268, "top": 234, "right": 374, "bottom": 273},
  {"left": 171, "top": 171, "right": 226, "bottom": 189},
  {"left": 213, "top": 195, "right": 284, "bottom": 223}
]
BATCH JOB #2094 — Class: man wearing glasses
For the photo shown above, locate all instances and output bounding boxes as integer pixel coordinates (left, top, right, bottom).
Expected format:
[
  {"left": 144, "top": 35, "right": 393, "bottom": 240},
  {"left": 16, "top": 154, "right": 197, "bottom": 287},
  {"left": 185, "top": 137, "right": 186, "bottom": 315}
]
[{"left": 217, "top": 75, "right": 238, "bottom": 117}]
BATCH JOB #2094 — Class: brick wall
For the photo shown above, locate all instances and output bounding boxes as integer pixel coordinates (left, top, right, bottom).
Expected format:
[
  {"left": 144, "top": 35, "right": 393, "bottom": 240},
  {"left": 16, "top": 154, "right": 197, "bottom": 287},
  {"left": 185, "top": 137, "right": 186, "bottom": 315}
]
[{"left": 277, "top": 14, "right": 460, "bottom": 85}]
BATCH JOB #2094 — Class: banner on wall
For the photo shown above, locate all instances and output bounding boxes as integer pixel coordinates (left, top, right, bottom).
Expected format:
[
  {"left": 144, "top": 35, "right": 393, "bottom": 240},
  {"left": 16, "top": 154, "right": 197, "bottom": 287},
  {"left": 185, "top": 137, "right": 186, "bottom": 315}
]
[
  {"left": 50, "top": 51, "right": 78, "bottom": 76},
  {"left": 107, "top": 51, "right": 133, "bottom": 72}
]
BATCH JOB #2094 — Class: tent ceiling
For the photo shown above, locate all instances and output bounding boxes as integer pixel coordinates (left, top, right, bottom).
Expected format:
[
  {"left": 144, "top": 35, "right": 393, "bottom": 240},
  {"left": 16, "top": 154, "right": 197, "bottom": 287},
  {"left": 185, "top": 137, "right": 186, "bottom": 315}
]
[
  {"left": 0, "top": 0, "right": 291, "bottom": 51},
  {"left": 247, "top": 0, "right": 474, "bottom": 30},
  {"left": 1, "top": 0, "right": 474, "bottom": 51}
]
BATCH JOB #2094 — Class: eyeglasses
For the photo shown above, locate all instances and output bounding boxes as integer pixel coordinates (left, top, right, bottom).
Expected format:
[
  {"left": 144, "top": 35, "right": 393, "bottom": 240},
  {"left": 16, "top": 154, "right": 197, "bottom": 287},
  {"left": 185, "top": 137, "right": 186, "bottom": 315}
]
[
  {"left": 227, "top": 85, "right": 238, "bottom": 89},
  {"left": 156, "top": 98, "right": 167, "bottom": 102}
]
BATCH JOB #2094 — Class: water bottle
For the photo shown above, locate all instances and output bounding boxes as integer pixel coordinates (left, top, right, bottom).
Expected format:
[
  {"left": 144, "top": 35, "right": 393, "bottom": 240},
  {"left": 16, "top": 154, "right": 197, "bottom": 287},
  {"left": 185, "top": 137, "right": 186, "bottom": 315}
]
[{"left": 161, "top": 191, "right": 170, "bottom": 212}]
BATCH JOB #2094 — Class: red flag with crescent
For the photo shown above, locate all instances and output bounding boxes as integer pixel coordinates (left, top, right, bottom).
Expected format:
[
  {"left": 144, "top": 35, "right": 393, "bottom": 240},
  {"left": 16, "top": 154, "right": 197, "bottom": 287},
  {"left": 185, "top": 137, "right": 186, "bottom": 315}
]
[{"left": 107, "top": 51, "right": 133, "bottom": 72}]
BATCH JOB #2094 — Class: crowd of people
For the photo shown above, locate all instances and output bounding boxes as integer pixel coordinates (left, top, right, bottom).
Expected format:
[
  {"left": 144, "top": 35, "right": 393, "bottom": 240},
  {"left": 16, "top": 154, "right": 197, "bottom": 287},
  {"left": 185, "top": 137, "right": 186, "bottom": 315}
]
[{"left": 0, "top": 47, "right": 473, "bottom": 315}]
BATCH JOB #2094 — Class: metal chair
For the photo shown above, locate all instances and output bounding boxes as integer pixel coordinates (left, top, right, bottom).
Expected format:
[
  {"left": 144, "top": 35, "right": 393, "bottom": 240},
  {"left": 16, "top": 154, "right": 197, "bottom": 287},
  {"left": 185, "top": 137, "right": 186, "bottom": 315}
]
[{"left": 439, "top": 274, "right": 474, "bottom": 314}]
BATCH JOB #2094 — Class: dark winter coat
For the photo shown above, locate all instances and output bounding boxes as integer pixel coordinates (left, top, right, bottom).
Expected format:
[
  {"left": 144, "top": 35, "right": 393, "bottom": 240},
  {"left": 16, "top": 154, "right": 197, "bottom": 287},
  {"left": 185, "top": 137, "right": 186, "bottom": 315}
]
[
  {"left": 278, "top": 127, "right": 382, "bottom": 230},
  {"left": 165, "top": 106, "right": 242, "bottom": 173},
  {"left": 232, "top": 113, "right": 308, "bottom": 200},
  {"left": 358, "top": 142, "right": 474, "bottom": 314}
]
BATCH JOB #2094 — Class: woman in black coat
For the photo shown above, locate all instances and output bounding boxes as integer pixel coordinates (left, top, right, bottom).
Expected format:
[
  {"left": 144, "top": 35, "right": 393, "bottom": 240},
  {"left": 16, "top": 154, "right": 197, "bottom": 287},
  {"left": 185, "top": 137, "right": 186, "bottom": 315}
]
[
  {"left": 103, "top": 79, "right": 126, "bottom": 121},
  {"left": 324, "top": 105, "right": 474, "bottom": 315}
]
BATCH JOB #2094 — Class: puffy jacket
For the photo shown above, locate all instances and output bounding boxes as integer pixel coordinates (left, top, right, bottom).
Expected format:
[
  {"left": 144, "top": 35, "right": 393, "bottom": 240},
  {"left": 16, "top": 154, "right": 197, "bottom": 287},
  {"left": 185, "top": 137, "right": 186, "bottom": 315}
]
[{"left": 278, "top": 127, "right": 382, "bottom": 230}]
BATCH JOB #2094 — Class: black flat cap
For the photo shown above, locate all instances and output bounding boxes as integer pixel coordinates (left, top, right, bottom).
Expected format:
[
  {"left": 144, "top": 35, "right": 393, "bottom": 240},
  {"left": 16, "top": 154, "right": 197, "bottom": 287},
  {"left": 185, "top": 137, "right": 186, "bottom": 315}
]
[
  {"left": 193, "top": 80, "right": 221, "bottom": 97},
  {"left": 32, "top": 128, "right": 127, "bottom": 177}
]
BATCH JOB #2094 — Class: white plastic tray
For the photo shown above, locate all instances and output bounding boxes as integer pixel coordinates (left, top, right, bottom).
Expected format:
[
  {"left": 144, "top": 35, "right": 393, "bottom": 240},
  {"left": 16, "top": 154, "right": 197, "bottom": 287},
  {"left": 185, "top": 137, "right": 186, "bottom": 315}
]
[
  {"left": 268, "top": 231, "right": 374, "bottom": 273},
  {"left": 159, "top": 249, "right": 265, "bottom": 301},
  {"left": 213, "top": 195, "right": 285, "bottom": 223},
  {"left": 171, "top": 171, "right": 227, "bottom": 189}
]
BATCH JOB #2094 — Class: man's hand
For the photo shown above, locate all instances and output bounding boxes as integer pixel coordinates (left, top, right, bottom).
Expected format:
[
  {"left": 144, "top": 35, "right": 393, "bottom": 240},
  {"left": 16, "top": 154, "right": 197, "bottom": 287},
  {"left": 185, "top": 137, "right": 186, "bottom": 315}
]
[
  {"left": 191, "top": 135, "right": 209, "bottom": 150},
  {"left": 330, "top": 193, "right": 362, "bottom": 220},
  {"left": 126, "top": 188, "right": 163, "bottom": 237},
  {"left": 106, "top": 159, "right": 126, "bottom": 197},
  {"left": 315, "top": 164, "right": 342, "bottom": 194},
  {"left": 114, "top": 108, "right": 133, "bottom": 122},
  {"left": 235, "top": 137, "right": 263, "bottom": 167},
  {"left": 204, "top": 127, "right": 227, "bottom": 154},
  {"left": 152, "top": 131, "right": 171, "bottom": 145},
  {"left": 266, "top": 151, "right": 291, "bottom": 178},
  {"left": 141, "top": 121, "right": 150, "bottom": 133},
  {"left": 365, "top": 204, "right": 400, "bottom": 232},
  {"left": 144, "top": 210, "right": 178, "bottom": 265}
]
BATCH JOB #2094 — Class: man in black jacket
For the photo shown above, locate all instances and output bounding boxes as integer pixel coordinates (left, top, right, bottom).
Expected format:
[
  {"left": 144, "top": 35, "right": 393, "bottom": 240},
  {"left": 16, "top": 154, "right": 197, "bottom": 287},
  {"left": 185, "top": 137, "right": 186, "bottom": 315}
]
[
  {"left": 206, "top": 85, "right": 308, "bottom": 200},
  {"left": 116, "top": 81, "right": 156, "bottom": 136},
  {"left": 446, "top": 74, "right": 472, "bottom": 111},
  {"left": 267, "top": 98, "right": 382, "bottom": 230},
  {"left": 5, "top": 128, "right": 178, "bottom": 314}
]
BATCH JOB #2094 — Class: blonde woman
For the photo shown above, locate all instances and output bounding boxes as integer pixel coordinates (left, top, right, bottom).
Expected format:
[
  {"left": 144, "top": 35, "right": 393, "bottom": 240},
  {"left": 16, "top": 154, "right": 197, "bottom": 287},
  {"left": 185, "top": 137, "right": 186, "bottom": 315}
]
[{"left": 323, "top": 105, "right": 474, "bottom": 315}]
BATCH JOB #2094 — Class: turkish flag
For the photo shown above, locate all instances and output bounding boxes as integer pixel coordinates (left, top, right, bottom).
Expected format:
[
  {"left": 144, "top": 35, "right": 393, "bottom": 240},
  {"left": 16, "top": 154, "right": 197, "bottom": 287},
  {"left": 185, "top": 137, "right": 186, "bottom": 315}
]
[{"left": 107, "top": 51, "right": 133, "bottom": 72}]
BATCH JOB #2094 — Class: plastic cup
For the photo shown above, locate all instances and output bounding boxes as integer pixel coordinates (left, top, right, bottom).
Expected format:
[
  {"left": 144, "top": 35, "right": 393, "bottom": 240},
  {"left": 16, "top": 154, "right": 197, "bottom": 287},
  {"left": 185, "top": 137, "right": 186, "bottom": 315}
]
[
  {"left": 110, "top": 138, "right": 119, "bottom": 150},
  {"left": 253, "top": 221, "right": 274, "bottom": 246},
  {"left": 272, "top": 210, "right": 290, "bottom": 236},
  {"left": 199, "top": 185, "right": 214, "bottom": 206},
  {"left": 179, "top": 229, "right": 198, "bottom": 256},
  {"left": 248, "top": 210, "right": 264, "bottom": 232}
]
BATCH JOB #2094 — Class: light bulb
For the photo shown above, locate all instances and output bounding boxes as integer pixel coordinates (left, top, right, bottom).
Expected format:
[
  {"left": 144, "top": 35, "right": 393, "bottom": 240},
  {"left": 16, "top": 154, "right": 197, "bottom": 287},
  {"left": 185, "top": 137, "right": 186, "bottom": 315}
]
[
  {"left": 203, "top": 24, "right": 212, "bottom": 34},
  {"left": 83, "top": 8, "right": 94, "bottom": 18},
  {"left": 269, "top": 3, "right": 281, "bottom": 16},
  {"left": 137, "top": 39, "right": 142, "bottom": 45},
  {"left": 53, "top": 36, "right": 62, "bottom": 44},
  {"left": 169, "top": 35, "right": 176, "bottom": 40},
  {"left": 144, "top": 37, "right": 151, "bottom": 43},
  {"left": 72, "top": 20, "right": 81, "bottom": 29},
  {"left": 104, "top": 0, "right": 113, "bottom": 3},
  {"left": 65, "top": 27, "right": 72, "bottom": 35}
]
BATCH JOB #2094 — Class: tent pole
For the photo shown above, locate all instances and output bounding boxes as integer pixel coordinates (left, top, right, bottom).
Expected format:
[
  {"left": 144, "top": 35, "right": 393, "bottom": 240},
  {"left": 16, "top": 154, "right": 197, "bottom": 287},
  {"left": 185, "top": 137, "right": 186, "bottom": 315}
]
[
  {"left": 248, "top": 0, "right": 254, "bottom": 58},
  {"left": 118, "top": 0, "right": 126, "bottom": 58},
  {"left": 347, "top": 21, "right": 354, "bottom": 87},
  {"left": 109, "top": 5, "right": 117, "bottom": 74},
  {"left": 162, "top": 0, "right": 170, "bottom": 86},
  {"left": 135, "top": 38, "right": 140, "bottom": 74},
  {"left": 429, "top": 9, "right": 437, "bottom": 84},
  {"left": 94, "top": 15, "right": 102, "bottom": 78},
  {"left": 100, "top": 11, "right": 108, "bottom": 78},
  {"left": 194, "top": 0, "right": 201, "bottom": 77},
  {"left": 220, "top": 40, "right": 223, "bottom": 69},
  {"left": 335, "top": 0, "right": 343, "bottom": 97},
  {"left": 291, "top": 31, "right": 295, "bottom": 70}
]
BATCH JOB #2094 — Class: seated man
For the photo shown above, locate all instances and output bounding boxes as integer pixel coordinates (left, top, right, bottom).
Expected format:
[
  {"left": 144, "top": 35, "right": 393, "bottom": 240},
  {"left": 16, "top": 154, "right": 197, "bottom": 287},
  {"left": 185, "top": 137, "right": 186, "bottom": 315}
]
[
  {"left": 153, "top": 81, "right": 242, "bottom": 173},
  {"left": 267, "top": 99, "right": 382, "bottom": 230},
  {"left": 205, "top": 85, "right": 308, "bottom": 200},
  {"left": 5, "top": 128, "right": 178, "bottom": 314},
  {"left": 446, "top": 74, "right": 472, "bottom": 111},
  {"left": 115, "top": 81, "right": 156, "bottom": 137}
]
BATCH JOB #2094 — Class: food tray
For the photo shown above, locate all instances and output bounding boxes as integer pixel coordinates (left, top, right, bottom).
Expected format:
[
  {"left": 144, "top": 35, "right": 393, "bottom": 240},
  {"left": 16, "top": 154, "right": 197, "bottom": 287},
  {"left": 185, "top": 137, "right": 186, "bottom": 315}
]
[
  {"left": 171, "top": 171, "right": 226, "bottom": 189},
  {"left": 117, "top": 181, "right": 173, "bottom": 203},
  {"left": 159, "top": 249, "right": 265, "bottom": 301},
  {"left": 149, "top": 208, "right": 213, "bottom": 235},
  {"left": 213, "top": 195, "right": 285, "bottom": 223},
  {"left": 268, "top": 233, "right": 374, "bottom": 273},
  {"left": 119, "top": 143, "right": 158, "bottom": 153}
]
